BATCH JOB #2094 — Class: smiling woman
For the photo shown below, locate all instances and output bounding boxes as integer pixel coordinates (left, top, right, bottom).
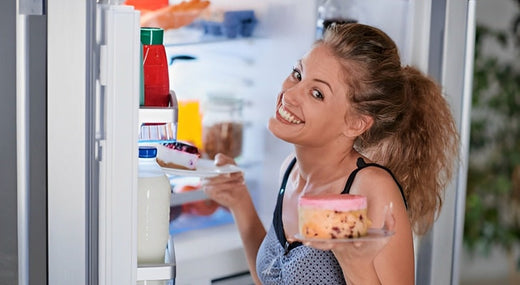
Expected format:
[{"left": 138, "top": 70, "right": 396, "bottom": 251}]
[
  {"left": 269, "top": 45, "right": 350, "bottom": 146},
  {"left": 201, "top": 22, "right": 459, "bottom": 285}
]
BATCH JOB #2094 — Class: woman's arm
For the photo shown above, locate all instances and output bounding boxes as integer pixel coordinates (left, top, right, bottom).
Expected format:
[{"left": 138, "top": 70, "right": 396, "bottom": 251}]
[
  {"left": 334, "top": 167, "right": 415, "bottom": 284},
  {"left": 229, "top": 194, "right": 266, "bottom": 285},
  {"left": 201, "top": 154, "right": 266, "bottom": 284}
]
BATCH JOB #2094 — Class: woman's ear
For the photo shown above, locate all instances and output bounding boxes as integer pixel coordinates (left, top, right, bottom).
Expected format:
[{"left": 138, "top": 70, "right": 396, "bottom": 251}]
[{"left": 344, "top": 114, "right": 373, "bottom": 138}]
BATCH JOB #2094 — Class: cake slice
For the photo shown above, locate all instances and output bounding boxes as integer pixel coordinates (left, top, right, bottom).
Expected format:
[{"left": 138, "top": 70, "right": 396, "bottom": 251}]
[
  {"left": 298, "top": 194, "right": 370, "bottom": 239},
  {"left": 156, "top": 141, "right": 200, "bottom": 170}
]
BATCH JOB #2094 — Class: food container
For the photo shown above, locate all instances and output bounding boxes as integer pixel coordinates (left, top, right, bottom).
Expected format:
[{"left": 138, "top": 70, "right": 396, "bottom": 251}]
[
  {"left": 200, "top": 9, "right": 257, "bottom": 38},
  {"left": 201, "top": 94, "right": 243, "bottom": 159}
]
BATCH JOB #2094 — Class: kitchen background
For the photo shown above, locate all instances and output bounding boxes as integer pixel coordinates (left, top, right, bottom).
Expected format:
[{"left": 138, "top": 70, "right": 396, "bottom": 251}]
[{"left": 0, "top": 0, "right": 518, "bottom": 284}]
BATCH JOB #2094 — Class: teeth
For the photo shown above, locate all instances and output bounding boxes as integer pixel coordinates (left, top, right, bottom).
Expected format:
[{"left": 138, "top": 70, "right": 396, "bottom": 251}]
[{"left": 278, "top": 106, "right": 302, "bottom": 124}]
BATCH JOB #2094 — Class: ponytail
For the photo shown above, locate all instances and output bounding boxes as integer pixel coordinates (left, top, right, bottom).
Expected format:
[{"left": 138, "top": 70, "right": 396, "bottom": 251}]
[
  {"left": 323, "top": 23, "right": 460, "bottom": 235},
  {"left": 363, "top": 66, "right": 459, "bottom": 235}
]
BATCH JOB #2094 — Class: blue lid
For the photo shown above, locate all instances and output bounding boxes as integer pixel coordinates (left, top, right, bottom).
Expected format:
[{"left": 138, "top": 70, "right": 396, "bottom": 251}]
[{"left": 139, "top": 146, "right": 157, "bottom": 158}]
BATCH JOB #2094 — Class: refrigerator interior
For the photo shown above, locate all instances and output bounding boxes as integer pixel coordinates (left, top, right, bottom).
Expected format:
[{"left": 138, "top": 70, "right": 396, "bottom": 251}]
[
  {"left": 160, "top": 0, "right": 431, "bottom": 283},
  {"left": 164, "top": 0, "right": 472, "bottom": 284},
  {"left": 165, "top": 0, "right": 417, "bottom": 232}
]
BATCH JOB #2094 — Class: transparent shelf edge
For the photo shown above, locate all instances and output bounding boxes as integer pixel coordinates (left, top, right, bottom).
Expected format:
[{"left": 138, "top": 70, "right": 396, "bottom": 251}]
[
  {"left": 139, "top": 91, "right": 178, "bottom": 143},
  {"left": 137, "top": 236, "right": 176, "bottom": 281}
]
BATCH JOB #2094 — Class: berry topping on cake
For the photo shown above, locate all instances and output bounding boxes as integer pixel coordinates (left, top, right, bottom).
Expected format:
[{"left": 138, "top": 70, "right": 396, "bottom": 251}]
[{"left": 156, "top": 141, "right": 200, "bottom": 170}]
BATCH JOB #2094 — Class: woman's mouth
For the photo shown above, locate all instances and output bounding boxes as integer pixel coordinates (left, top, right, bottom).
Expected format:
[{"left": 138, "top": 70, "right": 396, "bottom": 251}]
[{"left": 277, "top": 106, "right": 303, "bottom": 124}]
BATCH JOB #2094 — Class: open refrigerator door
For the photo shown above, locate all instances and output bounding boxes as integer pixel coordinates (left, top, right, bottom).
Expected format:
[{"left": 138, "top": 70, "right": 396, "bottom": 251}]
[{"left": 95, "top": 4, "right": 141, "bottom": 285}]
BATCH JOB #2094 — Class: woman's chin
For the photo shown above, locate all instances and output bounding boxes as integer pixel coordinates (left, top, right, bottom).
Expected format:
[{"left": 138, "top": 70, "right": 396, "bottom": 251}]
[
  {"left": 268, "top": 116, "right": 301, "bottom": 141},
  {"left": 267, "top": 116, "right": 278, "bottom": 134}
]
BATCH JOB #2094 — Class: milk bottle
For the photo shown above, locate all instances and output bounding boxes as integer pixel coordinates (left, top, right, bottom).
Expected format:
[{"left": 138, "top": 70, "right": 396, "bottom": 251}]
[{"left": 137, "top": 146, "right": 171, "bottom": 264}]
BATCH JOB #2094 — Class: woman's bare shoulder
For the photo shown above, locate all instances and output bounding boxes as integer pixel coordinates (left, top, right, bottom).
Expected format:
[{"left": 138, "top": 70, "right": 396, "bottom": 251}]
[{"left": 349, "top": 165, "right": 407, "bottom": 223}]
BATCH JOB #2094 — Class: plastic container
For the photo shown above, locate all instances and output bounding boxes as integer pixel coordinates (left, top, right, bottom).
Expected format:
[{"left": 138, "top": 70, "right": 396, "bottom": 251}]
[
  {"left": 202, "top": 94, "right": 243, "bottom": 159},
  {"left": 141, "top": 27, "right": 170, "bottom": 107},
  {"left": 201, "top": 10, "right": 257, "bottom": 38},
  {"left": 137, "top": 146, "right": 172, "bottom": 264}
]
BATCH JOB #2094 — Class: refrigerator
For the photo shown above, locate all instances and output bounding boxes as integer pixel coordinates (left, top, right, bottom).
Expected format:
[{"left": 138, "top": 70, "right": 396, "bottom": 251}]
[{"left": 0, "top": 0, "right": 475, "bottom": 284}]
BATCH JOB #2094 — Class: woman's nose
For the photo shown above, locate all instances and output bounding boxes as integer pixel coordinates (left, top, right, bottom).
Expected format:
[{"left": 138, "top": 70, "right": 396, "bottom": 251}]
[{"left": 281, "top": 85, "right": 301, "bottom": 106}]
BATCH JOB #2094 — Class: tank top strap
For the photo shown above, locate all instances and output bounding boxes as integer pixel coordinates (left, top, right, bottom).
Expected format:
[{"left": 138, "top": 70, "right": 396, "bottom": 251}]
[
  {"left": 273, "top": 157, "right": 300, "bottom": 252},
  {"left": 342, "top": 157, "right": 408, "bottom": 209},
  {"left": 341, "top": 157, "right": 366, "bottom": 194}
]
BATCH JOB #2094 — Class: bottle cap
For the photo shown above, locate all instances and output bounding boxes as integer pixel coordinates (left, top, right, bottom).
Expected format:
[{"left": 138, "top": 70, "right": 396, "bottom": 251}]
[
  {"left": 140, "top": 27, "right": 164, "bottom": 45},
  {"left": 139, "top": 146, "right": 157, "bottom": 158}
]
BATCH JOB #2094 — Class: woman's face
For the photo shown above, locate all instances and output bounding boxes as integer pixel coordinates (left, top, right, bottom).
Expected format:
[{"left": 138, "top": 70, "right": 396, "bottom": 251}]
[{"left": 268, "top": 44, "right": 355, "bottom": 147}]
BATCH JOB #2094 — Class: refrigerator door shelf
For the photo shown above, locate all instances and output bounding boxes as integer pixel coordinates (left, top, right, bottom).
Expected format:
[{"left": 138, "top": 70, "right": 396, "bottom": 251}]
[
  {"left": 139, "top": 91, "right": 179, "bottom": 143},
  {"left": 137, "top": 237, "right": 176, "bottom": 282}
]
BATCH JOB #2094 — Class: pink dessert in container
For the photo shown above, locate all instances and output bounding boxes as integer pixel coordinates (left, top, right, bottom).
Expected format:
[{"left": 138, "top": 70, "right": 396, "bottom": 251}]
[{"left": 298, "top": 194, "right": 371, "bottom": 239}]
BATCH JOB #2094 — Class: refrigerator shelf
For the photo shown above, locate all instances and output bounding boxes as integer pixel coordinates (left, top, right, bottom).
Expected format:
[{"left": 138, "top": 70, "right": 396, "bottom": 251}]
[
  {"left": 171, "top": 188, "right": 206, "bottom": 206},
  {"left": 137, "top": 263, "right": 175, "bottom": 281},
  {"left": 137, "top": 237, "right": 176, "bottom": 282},
  {"left": 162, "top": 26, "right": 262, "bottom": 47},
  {"left": 139, "top": 91, "right": 178, "bottom": 143},
  {"left": 167, "top": 160, "right": 261, "bottom": 206}
]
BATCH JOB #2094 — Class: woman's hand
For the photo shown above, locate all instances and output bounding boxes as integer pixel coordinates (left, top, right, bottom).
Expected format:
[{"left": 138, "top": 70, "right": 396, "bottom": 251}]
[{"left": 200, "top": 153, "right": 250, "bottom": 211}]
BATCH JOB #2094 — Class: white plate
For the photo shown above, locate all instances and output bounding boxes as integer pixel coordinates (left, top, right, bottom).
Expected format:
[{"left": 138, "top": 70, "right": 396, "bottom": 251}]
[
  {"left": 161, "top": 159, "right": 242, "bottom": 177},
  {"left": 294, "top": 228, "right": 395, "bottom": 243}
]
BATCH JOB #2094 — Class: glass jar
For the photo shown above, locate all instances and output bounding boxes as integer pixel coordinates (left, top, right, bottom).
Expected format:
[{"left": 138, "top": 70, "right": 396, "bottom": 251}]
[{"left": 202, "top": 94, "right": 244, "bottom": 160}]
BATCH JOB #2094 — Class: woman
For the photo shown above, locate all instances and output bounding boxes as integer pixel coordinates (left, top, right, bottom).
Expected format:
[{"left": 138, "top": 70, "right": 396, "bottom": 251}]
[{"left": 202, "top": 22, "right": 459, "bottom": 284}]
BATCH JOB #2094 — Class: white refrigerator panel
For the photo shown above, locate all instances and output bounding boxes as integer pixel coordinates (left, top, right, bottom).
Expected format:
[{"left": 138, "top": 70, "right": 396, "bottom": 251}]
[
  {"left": 96, "top": 5, "right": 140, "bottom": 285},
  {"left": 47, "top": 2, "right": 141, "bottom": 284},
  {"left": 47, "top": 1, "right": 89, "bottom": 284}
]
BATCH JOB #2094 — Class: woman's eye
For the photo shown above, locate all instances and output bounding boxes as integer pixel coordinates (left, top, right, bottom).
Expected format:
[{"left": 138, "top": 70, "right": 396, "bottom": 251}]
[
  {"left": 291, "top": 68, "right": 301, "bottom": 81},
  {"left": 311, "top": 89, "right": 324, "bottom": 100}
]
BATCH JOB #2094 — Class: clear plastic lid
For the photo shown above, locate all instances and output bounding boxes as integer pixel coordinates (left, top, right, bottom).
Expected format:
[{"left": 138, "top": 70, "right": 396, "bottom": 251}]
[{"left": 138, "top": 146, "right": 157, "bottom": 158}]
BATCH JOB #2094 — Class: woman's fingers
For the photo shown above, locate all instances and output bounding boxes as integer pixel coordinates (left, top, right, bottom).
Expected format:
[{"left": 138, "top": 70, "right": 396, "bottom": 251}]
[
  {"left": 202, "top": 171, "right": 244, "bottom": 186},
  {"left": 201, "top": 170, "right": 247, "bottom": 209},
  {"left": 382, "top": 202, "right": 395, "bottom": 232},
  {"left": 213, "top": 153, "right": 236, "bottom": 166}
]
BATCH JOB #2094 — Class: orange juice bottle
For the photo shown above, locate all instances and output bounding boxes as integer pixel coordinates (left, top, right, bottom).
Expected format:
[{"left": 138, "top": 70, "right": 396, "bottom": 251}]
[{"left": 176, "top": 100, "right": 203, "bottom": 150}]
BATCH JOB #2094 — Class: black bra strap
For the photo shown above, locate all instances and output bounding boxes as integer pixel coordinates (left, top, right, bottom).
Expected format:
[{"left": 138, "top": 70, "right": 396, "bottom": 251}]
[{"left": 343, "top": 157, "right": 408, "bottom": 209}]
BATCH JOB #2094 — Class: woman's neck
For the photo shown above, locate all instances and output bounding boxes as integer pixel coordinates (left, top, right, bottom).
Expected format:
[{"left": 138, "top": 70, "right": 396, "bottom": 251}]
[{"left": 292, "top": 142, "right": 360, "bottom": 194}]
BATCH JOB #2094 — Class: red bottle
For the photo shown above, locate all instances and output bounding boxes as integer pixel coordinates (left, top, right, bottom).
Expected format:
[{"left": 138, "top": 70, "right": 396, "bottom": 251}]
[{"left": 141, "top": 27, "right": 170, "bottom": 107}]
